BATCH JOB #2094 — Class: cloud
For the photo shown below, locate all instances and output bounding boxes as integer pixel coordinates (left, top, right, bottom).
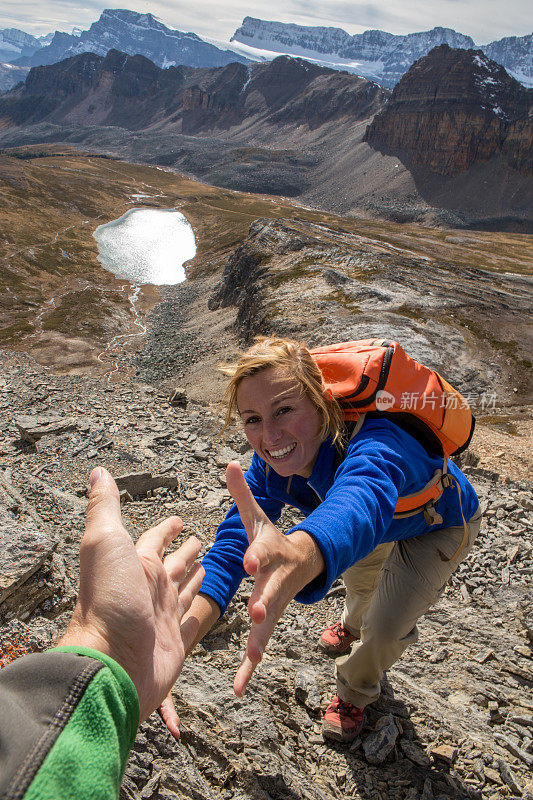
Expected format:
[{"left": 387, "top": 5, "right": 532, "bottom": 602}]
[{"left": 0, "top": 0, "right": 106, "bottom": 35}]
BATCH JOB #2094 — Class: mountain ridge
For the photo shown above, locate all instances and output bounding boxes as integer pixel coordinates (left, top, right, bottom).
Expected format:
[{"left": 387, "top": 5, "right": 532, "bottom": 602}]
[
  {"left": 0, "top": 50, "right": 386, "bottom": 133},
  {"left": 232, "top": 17, "right": 533, "bottom": 88},
  {"left": 0, "top": 10, "right": 531, "bottom": 94}
]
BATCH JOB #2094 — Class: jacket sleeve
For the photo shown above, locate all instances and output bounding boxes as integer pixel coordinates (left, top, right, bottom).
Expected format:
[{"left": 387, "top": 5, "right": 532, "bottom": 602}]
[
  {"left": 200, "top": 453, "right": 285, "bottom": 614},
  {"left": 0, "top": 646, "right": 139, "bottom": 800},
  {"left": 290, "top": 424, "right": 408, "bottom": 604}
]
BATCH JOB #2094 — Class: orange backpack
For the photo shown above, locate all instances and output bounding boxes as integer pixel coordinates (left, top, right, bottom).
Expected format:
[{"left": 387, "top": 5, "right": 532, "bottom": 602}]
[{"left": 311, "top": 339, "right": 475, "bottom": 532}]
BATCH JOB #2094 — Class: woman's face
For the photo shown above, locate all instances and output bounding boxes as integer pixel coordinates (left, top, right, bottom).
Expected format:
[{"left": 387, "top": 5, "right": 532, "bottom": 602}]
[{"left": 236, "top": 367, "right": 323, "bottom": 478}]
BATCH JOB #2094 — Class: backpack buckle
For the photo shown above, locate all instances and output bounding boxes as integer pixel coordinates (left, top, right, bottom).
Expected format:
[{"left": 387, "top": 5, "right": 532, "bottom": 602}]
[
  {"left": 441, "top": 473, "right": 454, "bottom": 489},
  {"left": 424, "top": 503, "right": 443, "bottom": 526}
]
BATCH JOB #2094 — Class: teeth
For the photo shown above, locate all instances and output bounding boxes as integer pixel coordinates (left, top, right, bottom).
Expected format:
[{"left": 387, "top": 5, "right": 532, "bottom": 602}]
[{"left": 268, "top": 443, "right": 296, "bottom": 458}]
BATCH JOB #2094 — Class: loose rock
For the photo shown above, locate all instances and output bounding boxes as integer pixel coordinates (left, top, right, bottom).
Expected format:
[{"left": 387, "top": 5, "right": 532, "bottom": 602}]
[{"left": 363, "top": 714, "right": 399, "bottom": 764}]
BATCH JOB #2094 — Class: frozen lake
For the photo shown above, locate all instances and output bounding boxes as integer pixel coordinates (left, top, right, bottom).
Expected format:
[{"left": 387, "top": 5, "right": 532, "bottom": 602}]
[{"left": 93, "top": 208, "right": 196, "bottom": 285}]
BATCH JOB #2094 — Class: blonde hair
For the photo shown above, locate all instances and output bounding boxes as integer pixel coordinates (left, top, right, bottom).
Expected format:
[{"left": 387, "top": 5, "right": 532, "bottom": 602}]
[{"left": 221, "top": 337, "right": 345, "bottom": 445}]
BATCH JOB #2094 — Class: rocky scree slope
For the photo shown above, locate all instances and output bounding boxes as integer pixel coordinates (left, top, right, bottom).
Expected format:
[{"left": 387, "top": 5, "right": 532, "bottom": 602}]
[
  {"left": 0, "top": 347, "right": 532, "bottom": 800},
  {"left": 204, "top": 217, "right": 532, "bottom": 404},
  {"left": 0, "top": 52, "right": 387, "bottom": 201},
  {"left": 364, "top": 45, "right": 533, "bottom": 177}
]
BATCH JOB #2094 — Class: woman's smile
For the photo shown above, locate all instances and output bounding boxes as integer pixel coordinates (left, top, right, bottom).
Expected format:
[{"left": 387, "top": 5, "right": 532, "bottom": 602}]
[
  {"left": 236, "top": 368, "right": 323, "bottom": 478},
  {"left": 267, "top": 442, "right": 297, "bottom": 459}
]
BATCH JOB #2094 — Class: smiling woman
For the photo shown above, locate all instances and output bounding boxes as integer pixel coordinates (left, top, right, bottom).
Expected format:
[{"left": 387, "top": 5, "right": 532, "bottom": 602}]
[
  {"left": 159, "top": 335, "right": 482, "bottom": 746},
  {"left": 93, "top": 208, "right": 196, "bottom": 286}
]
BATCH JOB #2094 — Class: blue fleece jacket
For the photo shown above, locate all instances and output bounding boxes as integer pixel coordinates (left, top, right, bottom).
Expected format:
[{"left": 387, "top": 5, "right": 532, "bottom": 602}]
[{"left": 201, "top": 417, "right": 479, "bottom": 613}]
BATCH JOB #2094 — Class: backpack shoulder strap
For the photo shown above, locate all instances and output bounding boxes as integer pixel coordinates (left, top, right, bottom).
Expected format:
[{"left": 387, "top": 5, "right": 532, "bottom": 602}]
[{"left": 333, "top": 414, "right": 366, "bottom": 472}]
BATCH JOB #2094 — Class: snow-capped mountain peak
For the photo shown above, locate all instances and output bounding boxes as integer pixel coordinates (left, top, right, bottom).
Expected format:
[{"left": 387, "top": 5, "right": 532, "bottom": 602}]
[
  {"left": 231, "top": 18, "right": 532, "bottom": 88},
  {"left": 15, "top": 8, "right": 249, "bottom": 71}
]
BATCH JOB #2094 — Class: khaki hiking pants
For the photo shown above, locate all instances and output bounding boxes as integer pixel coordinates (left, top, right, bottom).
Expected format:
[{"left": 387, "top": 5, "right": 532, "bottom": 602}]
[{"left": 335, "top": 507, "right": 482, "bottom": 707}]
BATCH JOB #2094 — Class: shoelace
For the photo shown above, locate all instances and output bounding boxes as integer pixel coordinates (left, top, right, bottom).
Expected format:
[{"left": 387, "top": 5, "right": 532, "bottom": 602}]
[
  {"left": 330, "top": 696, "right": 363, "bottom": 718},
  {"left": 331, "top": 621, "right": 352, "bottom": 641}
]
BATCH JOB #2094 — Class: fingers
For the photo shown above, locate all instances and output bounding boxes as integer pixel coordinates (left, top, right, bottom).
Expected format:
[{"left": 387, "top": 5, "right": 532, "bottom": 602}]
[
  {"left": 157, "top": 693, "right": 181, "bottom": 741},
  {"left": 233, "top": 621, "right": 270, "bottom": 697},
  {"left": 163, "top": 536, "right": 202, "bottom": 582},
  {"left": 176, "top": 563, "right": 205, "bottom": 619},
  {"left": 234, "top": 654, "right": 257, "bottom": 698},
  {"left": 164, "top": 538, "right": 204, "bottom": 619},
  {"left": 243, "top": 539, "right": 274, "bottom": 576},
  {"left": 246, "top": 563, "right": 285, "bottom": 627},
  {"left": 226, "top": 462, "right": 269, "bottom": 544},
  {"left": 248, "top": 598, "right": 267, "bottom": 624},
  {"left": 136, "top": 516, "right": 183, "bottom": 560},
  {"left": 84, "top": 466, "right": 123, "bottom": 540},
  {"left": 235, "top": 553, "right": 301, "bottom": 696}
]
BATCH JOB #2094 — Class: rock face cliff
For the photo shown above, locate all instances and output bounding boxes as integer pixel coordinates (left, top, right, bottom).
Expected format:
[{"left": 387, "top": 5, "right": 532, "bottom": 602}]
[{"left": 364, "top": 45, "right": 533, "bottom": 176}]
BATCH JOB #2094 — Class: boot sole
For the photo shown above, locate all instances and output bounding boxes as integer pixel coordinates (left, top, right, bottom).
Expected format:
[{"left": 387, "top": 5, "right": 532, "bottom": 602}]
[{"left": 322, "top": 721, "right": 361, "bottom": 743}]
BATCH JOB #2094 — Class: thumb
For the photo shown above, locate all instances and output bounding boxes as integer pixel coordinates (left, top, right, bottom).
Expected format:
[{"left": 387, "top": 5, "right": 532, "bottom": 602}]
[
  {"left": 226, "top": 461, "right": 268, "bottom": 544},
  {"left": 85, "top": 466, "right": 123, "bottom": 539}
]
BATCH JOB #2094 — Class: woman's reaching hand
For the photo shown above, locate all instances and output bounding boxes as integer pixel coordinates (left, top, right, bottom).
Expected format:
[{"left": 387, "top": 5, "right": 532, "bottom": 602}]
[{"left": 226, "top": 461, "right": 325, "bottom": 698}]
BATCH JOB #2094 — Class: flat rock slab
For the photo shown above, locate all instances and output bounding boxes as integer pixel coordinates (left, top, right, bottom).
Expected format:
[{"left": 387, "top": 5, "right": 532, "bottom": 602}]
[
  {"left": 15, "top": 414, "right": 77, "bottom": 443},
  {"left": 0, "top": 500, "right": 56, "bottom": 611},
  {"left": 115, "top": 472, "right": 178, "bottom": 497}
]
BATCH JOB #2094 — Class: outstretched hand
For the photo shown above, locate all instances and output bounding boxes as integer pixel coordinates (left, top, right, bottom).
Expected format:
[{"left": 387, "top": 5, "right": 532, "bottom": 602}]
[
  {"left": 226, "top": 461, "right": 325, "bottom": 698},
  {"left": 60, "top": 466, "right": 204, "bottom": 723}
]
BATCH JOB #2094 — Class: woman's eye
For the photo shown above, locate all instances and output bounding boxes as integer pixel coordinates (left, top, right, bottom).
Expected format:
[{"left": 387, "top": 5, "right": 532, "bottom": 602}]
[
  {"left": 276, "top": 406, "right": 293, "bottom": 416},
  {"left": 244, "top": 415, "right": 261, "bottom": 425}
]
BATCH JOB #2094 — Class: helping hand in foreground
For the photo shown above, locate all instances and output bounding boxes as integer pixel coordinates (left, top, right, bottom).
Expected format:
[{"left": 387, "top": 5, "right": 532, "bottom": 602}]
[
  {"left": 158, "top": 460, "right": 325, "bottom": 736},
  {"left": 59, "top": 466, "right": 204, "bottom": 723},
  {"left": 225, "top": 460, "right": 325, "bottom": 698}
]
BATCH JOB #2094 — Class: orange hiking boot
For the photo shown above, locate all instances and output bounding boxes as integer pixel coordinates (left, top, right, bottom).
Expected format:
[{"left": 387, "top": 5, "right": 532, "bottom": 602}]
[
  {"left": 322, "top": 694, "right": 365, "bottom": 742},
  {"left": 318, "top": 620, "right": 357, "bottom": 656}
]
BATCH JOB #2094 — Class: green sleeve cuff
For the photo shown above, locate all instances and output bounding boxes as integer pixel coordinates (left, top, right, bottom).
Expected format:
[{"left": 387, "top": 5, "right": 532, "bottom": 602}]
[
  {"left": 51, "top": 645, "right": 140, "bottom": 732},
  {"left": 21, "top": 647, "right": 140, "bottom": 800}
]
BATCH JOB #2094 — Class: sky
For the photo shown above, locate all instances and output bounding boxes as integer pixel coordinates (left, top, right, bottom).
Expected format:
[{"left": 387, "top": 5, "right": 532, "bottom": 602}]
[{"left": 0, "top": 0, "right": 531, "bottom": 46}]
